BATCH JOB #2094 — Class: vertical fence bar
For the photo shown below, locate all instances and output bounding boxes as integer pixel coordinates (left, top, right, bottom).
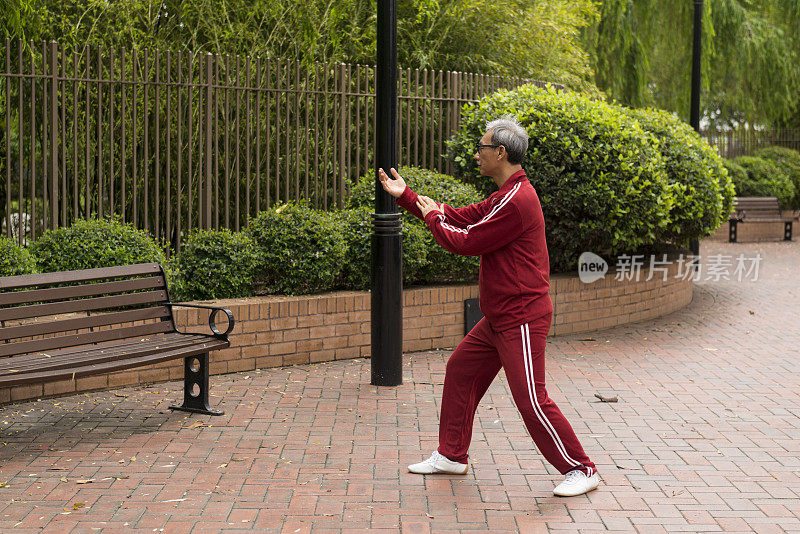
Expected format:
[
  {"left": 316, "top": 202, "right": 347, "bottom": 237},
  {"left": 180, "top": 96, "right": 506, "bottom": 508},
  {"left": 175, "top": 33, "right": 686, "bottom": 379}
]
[
  {"left": 143, "top": 49, "right": 150, "bottom": 230},
  {"left": 166, "top": 51, "right": 172, "bottom": 247},
  {"left": 256, "top": 56, "right": 261, "bottom": 214},
  {"left": 295, "top": 61, "right": 301, "bottom": 202},
  {"left": 132, "top": 47, "right": 139, "bottom": 227},
  {"left": 60, "top": 45, "right": 66, "bottom": 225},
  {"left": 265, "top": 57, "right": 271, "bottom": 210},
  {"left": 49, "top": 42, "right": 58, "bottom": 229},
  {"left": 17, "top": 42, "right": 24, "bottom": 243},
  {"left": 204, "top": 54, "right": 213, "bottom": 229},
  {"left": 4, "top": 39, "right": 10, "bottom": 238},
  {"left": 175, "top": 51, "right": 182, "bottom": 250},
  {"left": 285, "top": 61, "right": 291, "bottom": 202},
  {"left": 303, "top": 63, "right": 309, "bottom": 201},
  {"left": 313, "top": 62, "right": 319, "bottom": 208},
  {"left": 338, "top": 63, "right": 345, "bottom": 207},
  {"left": 108, "top": 48, "right": 115, "bottom": 219},
  {"left": 29, "top": 41, "right": 35, "bottom": 240},
  {"left": 187, "top": 53, "right": 194, "bottom": 232},
  {"left": 214, "top": 53, "right": 220, "bottom": 230},
  {"left": 224, "top": 54, "right": 230, "bottom": 228},
  {"left": 273, "top": 59, "right": 279, "bottom": 206},
  {"left": 97, "top": 46, "right": 104, "bottom": 220},
  {"left": 234, "top": 55, "right": 241, "bottom": 231},
  {"left": 155, "top": 50, "right": 161, "bottom": 239},
  {"left": 120, "top": 48, "right": 126, "bottom": 223},
  {"left": 322, "top": 62, "right": 329, "bottom": 210},
  {"left": 245, "top": 56, "right": 251, "bottom": 222}
]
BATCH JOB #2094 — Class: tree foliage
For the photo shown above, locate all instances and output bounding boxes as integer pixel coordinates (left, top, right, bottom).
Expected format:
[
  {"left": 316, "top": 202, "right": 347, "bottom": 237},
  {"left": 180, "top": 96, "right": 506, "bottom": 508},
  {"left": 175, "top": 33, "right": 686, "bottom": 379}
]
[{"left": 586, "top": 0, "right": 800, "bottom": 129}]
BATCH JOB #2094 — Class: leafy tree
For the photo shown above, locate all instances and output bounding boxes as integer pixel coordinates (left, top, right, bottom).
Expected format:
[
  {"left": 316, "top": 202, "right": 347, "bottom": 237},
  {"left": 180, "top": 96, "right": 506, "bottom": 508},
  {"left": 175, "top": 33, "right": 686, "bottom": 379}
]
[{"left": 586, "top": 0, "right": 800, "bottom": 129}]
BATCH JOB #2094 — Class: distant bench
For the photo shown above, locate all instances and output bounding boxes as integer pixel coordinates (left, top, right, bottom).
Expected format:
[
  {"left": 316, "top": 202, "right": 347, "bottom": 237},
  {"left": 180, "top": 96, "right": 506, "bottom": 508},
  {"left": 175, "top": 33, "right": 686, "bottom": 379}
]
[
  {"left": 0, "top": 263, "right": 233, "bottom": 415},
  {"left": 729, "top": 197, "right": 795, "bottom": 243}
]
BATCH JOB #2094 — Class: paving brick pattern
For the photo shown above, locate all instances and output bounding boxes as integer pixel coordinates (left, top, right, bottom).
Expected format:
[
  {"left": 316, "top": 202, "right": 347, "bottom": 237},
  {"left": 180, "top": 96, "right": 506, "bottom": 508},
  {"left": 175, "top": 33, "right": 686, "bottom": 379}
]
[{"left": 0, "top": 240, "right": 798, "bottom": 533}]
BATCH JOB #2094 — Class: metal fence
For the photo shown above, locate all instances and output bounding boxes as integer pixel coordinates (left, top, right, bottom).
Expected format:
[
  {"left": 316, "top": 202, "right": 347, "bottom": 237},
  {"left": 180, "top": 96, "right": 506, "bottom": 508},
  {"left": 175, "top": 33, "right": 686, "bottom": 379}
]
[
  {"left": 0, "top": 39, "right": 553, "bottom": 248},
  {"left": 702, "top": 128, "right": 800, "bottom": 159}
]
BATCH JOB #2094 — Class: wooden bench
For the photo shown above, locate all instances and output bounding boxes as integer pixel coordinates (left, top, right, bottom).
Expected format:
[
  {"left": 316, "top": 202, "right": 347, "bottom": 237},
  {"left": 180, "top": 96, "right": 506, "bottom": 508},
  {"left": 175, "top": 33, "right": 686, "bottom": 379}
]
[
  {"left": 0, "top": 263, "right": 234, "bottom": 415},
  {"left": 729, "top": 197, "right": 795, "bottom": 243}
]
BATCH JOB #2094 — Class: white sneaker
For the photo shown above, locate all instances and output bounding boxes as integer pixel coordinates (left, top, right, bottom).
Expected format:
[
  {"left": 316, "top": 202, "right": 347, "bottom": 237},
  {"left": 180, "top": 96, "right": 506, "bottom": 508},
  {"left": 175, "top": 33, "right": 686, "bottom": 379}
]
[
  {"left": 553, "top": 470, "right": 600, "bottom": 496},
  {"left": 408, "top": 451, "right": 468, "bottom": 475}
]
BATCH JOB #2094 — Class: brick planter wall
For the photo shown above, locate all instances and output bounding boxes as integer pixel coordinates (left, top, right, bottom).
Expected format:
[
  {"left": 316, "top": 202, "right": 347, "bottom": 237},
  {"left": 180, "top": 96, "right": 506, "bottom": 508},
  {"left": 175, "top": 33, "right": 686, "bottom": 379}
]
[{"left": 1, "top": 267, "right": 691, "bottom": 404}]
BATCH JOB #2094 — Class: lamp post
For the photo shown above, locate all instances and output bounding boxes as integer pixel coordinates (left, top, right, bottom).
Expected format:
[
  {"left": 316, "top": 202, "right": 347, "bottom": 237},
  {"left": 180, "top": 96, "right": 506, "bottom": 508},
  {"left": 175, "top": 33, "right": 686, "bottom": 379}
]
[
  {"left": 371, "top": 0, "right": 403, "bottom": 386},
  {"left": 689, "top": 0, "right": 703, "bottom": 259}
]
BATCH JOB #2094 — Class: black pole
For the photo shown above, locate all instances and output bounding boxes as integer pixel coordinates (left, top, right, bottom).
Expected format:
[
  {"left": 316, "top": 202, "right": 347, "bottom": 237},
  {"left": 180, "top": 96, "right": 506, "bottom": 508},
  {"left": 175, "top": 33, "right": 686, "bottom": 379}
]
[
  {"left": 371, "top": 0, "right": 403, "bottom": 386},
  {"left": 689, "top": 0, "right": 703, "bottom": 258}
]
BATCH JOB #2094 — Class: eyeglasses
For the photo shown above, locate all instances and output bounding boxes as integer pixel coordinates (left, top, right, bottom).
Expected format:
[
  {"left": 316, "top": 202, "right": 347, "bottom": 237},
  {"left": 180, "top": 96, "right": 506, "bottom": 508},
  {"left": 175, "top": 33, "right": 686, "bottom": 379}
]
[{"left": 475, "top": 143, "right": 502, "bottom": 152}]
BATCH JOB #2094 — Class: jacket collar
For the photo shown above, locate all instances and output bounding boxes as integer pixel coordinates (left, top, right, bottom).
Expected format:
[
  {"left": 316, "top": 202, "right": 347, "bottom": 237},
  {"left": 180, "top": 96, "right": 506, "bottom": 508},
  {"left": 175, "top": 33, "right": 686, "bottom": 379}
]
[{"left": 497, "top": 168, "right": 527, "bottom": 193}]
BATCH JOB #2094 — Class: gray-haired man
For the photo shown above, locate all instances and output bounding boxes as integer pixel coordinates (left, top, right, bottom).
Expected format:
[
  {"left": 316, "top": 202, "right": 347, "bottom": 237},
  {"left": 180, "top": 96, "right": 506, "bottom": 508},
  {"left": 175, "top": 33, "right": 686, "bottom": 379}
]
[{"left": 380, "top": 116, "right": 599, "bottom": 497}]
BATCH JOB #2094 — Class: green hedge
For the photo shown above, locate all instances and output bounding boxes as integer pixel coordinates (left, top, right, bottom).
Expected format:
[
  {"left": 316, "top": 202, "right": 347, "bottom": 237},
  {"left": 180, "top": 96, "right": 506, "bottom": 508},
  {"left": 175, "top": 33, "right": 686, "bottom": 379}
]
[
  {"left": 348, "top": 167, "right": 481, "bottom": 283},
  {"left": 754, "top": 146, "right": 800, "bottom": 209},
  {"left": 30, "top": 218, "right": 166, "bottom": 273},
  {"left": 624, "top": 108, "right": 734, "bottom": 243},
  {"left": 0, "top": 237, "right": 37, "bottom": 277},
  {"left": 335, "top": 206, "right": 429, "bottom": 289},
  {"left": 245, "top": 203, "right": 347, "bottom": 294},
  {"left": 731, "top": 156, "right": 795, "bottom": 208},
  {"left": 169, "top": 229, "right": 258, "bottom": 301},
  {"left": 448, "top": 84, "right": 674, "bottom": 272}
]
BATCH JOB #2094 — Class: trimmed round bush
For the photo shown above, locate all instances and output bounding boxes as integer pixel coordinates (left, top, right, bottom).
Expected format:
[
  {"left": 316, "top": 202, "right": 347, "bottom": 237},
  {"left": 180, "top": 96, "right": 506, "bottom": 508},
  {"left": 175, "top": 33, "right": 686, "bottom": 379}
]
[
  {"left": 731, "top": 156, "right": 795, "bottom": 208},
  {"left": 0, "top": 237, "right": 37, "bottom": 276},
  {"left": 625, "top": 108, "right": 735, "bottom": 243},
  {"left": 169, "top": 229, "right": 258, "bottom": 301},
  {"left": 721, "top": 159, "right": 747, "bottom": 197},
  {"left": 336, "top": 207, "right": 429, "bottom": 289},
  {"left": 754, "top": 146, "right": 800, "bottom": 209},
  {"left": 245, "top": 203, "right": 347, "bottom": 295},
  {"left": 30, "top": 218, "right": 166, "bottom": 273},
  {"left": 448, "top": 84, "right": 674, "bottom": 272},
  {"left": 348, "top": 167, "right": 481, "bottom": 283}
]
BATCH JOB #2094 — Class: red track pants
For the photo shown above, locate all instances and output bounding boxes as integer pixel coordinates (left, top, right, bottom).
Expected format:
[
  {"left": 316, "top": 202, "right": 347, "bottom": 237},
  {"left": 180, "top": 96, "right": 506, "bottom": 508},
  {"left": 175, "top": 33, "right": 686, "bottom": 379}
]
[{"left": 437, "top": 314, "right": 596, "bottom": 476}]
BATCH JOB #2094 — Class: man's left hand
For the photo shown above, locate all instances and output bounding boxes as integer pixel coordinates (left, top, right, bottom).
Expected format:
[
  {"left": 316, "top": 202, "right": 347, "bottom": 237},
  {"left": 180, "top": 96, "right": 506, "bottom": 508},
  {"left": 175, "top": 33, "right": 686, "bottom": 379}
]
[{"left": 417, "top": 196, "right": 443, "bottom": 218}]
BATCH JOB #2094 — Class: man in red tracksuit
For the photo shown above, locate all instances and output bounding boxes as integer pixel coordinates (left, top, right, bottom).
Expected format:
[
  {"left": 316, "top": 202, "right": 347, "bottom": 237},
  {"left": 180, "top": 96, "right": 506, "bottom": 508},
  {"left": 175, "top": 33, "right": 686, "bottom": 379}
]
[{"left": 378, "top": 116, "right": 600, "bottom": 497}]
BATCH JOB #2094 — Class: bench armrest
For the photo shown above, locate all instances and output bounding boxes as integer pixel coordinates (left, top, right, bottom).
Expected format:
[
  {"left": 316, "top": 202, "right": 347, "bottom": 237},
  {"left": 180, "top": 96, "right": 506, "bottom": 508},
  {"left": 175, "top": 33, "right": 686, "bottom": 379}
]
[{"left": 165, "top": 303, "right": 235, "bottom": 339}]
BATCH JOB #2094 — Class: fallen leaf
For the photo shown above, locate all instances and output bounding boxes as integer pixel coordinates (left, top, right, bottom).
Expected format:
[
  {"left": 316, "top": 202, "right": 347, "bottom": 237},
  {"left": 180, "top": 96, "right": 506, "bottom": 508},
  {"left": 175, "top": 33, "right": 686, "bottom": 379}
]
[
  {"left": 73, "top": 503, "right": 85, "bottom": 510},
  {"left": 594, "top": 393, "right": 618, "bottom": 403},
  {"left": 114, "top": 393, "right": 128, "bottom": 398},
  {"left": 76, "top": 479, "right": 94, "bottom": 484}
]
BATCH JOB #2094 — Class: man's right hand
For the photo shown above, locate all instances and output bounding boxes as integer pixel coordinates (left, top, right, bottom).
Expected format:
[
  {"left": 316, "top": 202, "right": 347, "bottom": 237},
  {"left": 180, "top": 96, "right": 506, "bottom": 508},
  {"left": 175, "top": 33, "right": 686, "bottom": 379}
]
[{"left": 378, "top": 168, "right": 407, "bottom": 199}]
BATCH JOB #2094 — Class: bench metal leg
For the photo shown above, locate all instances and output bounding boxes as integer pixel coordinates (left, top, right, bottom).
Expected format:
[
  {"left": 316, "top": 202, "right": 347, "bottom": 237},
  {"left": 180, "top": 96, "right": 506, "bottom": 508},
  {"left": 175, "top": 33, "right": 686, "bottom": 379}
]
[
  {"left": 729, "top": 220, "right": 738, "bottom": 243},
  {"left": 785, "top": 222, "right": 792, "bottom": 241},
  {"left": 170, "top": 352, "right": 224, "bottom": 416}
]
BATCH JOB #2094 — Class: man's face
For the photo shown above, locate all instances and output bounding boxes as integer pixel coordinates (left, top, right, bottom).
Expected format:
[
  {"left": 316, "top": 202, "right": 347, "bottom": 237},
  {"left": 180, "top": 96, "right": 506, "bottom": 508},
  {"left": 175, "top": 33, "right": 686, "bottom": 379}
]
[{"left": 474, "top": 130, "right": 501, "bottom": 176}]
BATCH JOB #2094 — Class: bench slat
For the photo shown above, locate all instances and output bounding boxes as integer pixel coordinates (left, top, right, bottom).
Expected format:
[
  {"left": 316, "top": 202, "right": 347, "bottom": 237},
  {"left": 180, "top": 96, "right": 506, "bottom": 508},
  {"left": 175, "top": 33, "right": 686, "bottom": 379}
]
[
  {"left": 0, "top": 290, "right": 168, "bottom": 322},
  {"left": 0, "top": 306, "right": 172, "bottom": 342},
  {"left": 0, "top": 333, "right": 218, "bottom": 375},
  {"left": 0, "top": 338, "right": 228, "bottom": 388},
  {"left": 0, "top": 263, "right": 162, "bottom": 290},
  {"left": 0, "top": 320, "right": 173, "bottom": 357},
  {"left": 0, "top": 276, "right": 166, "bottom": 307}
]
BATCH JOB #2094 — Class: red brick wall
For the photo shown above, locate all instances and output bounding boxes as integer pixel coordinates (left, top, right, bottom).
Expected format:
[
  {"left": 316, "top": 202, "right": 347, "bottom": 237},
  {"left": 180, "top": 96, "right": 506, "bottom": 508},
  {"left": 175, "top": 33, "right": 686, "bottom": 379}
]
[{"left": 1, "top": 272, "right": 691, "bottom": 404}]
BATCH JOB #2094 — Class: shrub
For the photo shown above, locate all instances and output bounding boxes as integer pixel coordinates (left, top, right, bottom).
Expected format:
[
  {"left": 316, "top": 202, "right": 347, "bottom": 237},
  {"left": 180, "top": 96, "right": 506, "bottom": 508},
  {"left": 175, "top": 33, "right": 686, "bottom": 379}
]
[
  {"left": 625, "top": 108, "right": 735, "bottom": 243},
  {"left": 721, "top": 159, "right": 747, "bottom": 196},
  {"left": 0, "top": 237, "right": 37, "bottom": 277},
  {"left": 245, "top": 203, "right": 347, "bottom": 294},
  {"left": 448, "top": 84, "right": 674, "bottom": 272},
  {"left": 348, "top": 167, "right": 481, "bottom": 283},
  {"left": 169, "top": 229, "right": 258, "bottom": 301},
  {"left": 754, "top": 146, "right": 800, "bottom": 209},
  {"left": 731, "top": 156, "right": 795, "bottom": 208},
  {"left": 30, "top": 218, "right": 166, "bottom": 273},
  {"left": 336, "top": 207, "right": 429, "bottom": 289}
]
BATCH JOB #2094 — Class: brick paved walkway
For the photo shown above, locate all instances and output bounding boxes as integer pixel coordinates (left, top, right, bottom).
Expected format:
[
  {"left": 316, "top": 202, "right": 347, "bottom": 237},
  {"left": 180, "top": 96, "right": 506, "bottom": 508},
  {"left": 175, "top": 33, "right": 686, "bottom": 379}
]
[{"left": 0, "top": 240, "right": 798, "bottom": 533}]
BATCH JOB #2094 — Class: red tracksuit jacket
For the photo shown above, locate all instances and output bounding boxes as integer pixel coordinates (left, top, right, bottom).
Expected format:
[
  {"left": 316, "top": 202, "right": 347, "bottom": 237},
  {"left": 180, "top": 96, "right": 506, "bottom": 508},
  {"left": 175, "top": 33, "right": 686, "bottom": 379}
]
[{"left": 396, "top": 169, "right": 553, "bottom": 332}]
